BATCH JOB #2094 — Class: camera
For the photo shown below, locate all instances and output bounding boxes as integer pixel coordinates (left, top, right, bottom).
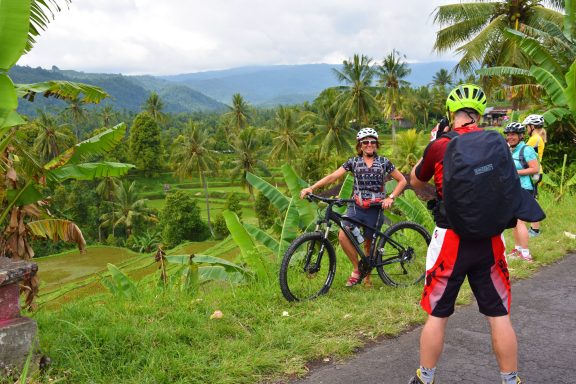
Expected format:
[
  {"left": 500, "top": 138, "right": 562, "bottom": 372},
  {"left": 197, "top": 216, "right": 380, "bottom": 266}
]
[{"left": 436, "top": 117, "right": 449, "bottom": 139}]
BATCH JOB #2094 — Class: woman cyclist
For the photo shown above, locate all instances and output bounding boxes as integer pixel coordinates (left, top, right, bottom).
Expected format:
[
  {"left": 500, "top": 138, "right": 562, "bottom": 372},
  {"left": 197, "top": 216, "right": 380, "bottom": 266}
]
[
  {"left": 523, "top": 114, "right": 546, "bottom": 237},
  {"left": 504, "top": 122, "right": 539, "bottom": 262},
  {"left": 299, "top": 127, "right": 407, "bottom": 287}
]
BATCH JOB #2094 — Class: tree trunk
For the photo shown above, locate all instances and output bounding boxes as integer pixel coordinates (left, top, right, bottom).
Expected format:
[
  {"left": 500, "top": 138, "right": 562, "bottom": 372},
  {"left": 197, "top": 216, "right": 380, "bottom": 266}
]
[
  {"left": 390, "top": 104, "right": 397, "bottom": 141},
  {"left": 200, "top": 171, "right": 214, "bottom": 237}
]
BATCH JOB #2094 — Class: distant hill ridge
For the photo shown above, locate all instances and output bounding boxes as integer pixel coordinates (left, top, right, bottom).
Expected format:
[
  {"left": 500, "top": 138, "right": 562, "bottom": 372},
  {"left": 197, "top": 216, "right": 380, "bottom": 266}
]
[{"left": 10, "top": 61, "right": 457, "bottom": 114}]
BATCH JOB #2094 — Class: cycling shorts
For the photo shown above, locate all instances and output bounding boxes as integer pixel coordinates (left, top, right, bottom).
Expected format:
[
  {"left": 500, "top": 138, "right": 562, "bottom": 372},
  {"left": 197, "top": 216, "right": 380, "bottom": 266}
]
[{"left": 420, "top": 227, "right": 511, "bottom": 318}]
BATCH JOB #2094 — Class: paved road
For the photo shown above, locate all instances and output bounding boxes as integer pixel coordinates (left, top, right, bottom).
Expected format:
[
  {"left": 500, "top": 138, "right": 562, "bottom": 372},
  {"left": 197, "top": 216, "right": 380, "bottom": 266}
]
[{"left": 293, "top": 253, "right": 576, "bottom": 384}]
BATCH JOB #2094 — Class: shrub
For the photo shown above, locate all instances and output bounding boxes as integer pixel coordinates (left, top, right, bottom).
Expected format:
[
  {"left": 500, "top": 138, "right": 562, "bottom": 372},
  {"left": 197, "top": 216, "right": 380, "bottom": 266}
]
[{"left": 160, "top": 190, "right": 210, "bottom": 248}]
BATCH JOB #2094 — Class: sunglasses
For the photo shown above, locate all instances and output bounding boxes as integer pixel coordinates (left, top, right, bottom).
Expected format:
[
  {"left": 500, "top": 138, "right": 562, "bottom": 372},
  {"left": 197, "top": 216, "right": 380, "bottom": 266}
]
[{"left": 360, "top": 140, "right": 378, "bottom": 146}]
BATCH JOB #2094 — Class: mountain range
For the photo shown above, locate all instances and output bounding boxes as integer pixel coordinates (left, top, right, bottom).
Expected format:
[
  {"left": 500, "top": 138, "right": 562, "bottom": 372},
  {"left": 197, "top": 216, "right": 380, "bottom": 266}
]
[{"left": 10, "top": 61, "right": 457, "bottom": 115}]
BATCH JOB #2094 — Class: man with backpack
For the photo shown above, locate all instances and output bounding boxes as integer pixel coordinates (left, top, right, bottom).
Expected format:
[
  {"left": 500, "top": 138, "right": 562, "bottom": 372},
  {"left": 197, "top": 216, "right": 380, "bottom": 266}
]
[
  {"left": 407, "top": 84, "right": 525, "bottom": 384},
  {"left": 504, "top": 122, "right": 540, "bottom": 262}
]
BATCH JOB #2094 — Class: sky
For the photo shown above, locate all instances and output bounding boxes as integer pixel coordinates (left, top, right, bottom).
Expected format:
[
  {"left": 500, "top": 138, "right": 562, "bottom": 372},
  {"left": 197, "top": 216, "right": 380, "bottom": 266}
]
[{"left": 18, "top": 0, "right": 459, "bottom": 76}]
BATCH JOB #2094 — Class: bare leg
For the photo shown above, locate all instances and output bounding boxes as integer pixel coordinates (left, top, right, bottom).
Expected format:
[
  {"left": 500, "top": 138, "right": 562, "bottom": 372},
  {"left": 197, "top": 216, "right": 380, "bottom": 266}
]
[
  {"left": 515, "top": 219, "right": 529, "bottom": 249},
  {"left": 339, "top": 229, "right": 358, "bottom": 271},
  {"left": 363, "top": 239, "right": 372, "bottom": 285},
  {"left": 531, "top": 221, "right": 540, "bottom": 230},
  {"left": 419, "top": 315, "right": 449, "bottom": 368},
  {"left": 487, "top": 315, "right": 518, "bottom": 372}
]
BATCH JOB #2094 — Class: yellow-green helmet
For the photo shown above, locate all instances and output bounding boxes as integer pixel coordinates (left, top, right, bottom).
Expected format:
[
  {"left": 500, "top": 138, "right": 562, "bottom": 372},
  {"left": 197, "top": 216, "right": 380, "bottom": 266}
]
[{"left": 445, "top": 84, "right": 487, "bottom": 116}]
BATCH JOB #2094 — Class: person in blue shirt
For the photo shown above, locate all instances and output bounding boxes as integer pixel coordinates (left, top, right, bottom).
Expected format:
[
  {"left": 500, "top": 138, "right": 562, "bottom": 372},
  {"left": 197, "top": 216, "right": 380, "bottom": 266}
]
[{"left": 504, "top": 122, "right": 540, "bottom": 262}]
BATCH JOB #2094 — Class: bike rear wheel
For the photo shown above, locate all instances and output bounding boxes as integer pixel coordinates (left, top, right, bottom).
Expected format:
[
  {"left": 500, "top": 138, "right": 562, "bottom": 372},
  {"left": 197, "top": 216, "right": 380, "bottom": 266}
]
[
  {"left": 376, "top": 221, "right": 431, "bottom": 287},
  {"left": 279, "top": 232, "right": 336, "bottom": 302}
]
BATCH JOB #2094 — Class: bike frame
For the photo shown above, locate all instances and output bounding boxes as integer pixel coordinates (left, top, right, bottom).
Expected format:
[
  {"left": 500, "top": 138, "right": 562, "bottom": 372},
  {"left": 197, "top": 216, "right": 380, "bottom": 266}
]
[{"left": 314, "top": 198, "right": 410, "bottom": 269}]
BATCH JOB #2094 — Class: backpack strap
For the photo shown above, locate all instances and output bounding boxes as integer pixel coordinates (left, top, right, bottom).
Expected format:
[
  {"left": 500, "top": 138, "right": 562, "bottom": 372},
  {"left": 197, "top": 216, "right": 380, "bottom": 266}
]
[
  {"left": 519, "top": 145, "right": 528, "bottom": 169},
  {"left": 442, "top": 131, "right": 459, "bottom": 141}
]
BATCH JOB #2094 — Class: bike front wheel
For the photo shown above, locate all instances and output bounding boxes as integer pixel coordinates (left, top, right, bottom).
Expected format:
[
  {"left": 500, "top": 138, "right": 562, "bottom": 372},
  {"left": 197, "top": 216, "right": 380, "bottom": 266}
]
[
  {"left": 376, "top": 221, "right": 431, "bottom": 287},
  {"left": 279, "top": 232, "right": 336, "bottom": 302}
]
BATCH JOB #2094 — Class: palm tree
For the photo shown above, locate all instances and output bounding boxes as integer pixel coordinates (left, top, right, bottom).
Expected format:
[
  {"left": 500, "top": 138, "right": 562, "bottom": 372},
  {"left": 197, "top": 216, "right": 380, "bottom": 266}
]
[
  {"left": 144, "top": 92, "right": 166, "bottom": 124},
  {"left": 332, "top": 54, "right": 379, "bottom": 125},
  {"left": 96, "top": 176, "right": 121, "bottom": 242},
  {"left": 223, "top": 93, "right": 250, "bottom": 133},
  {"left": 229, "top": 127, "right": 269, "bottom": 199},
  {"left": 33, "top": 110, "right": 75, "bottom": 162},
  {"left": 411, "top": 86, "right": 435, "bottom": 130},
  {"left": 307, "top": 88, "right": 355, "bottom": 158},
  {"left": 433, "top": 0, "right": 565, "bottom": 75},
  {"left": 170, "top": 120, "right": 218, "bottom": 236},
  {"left": 270, "top": 106, "right": 307, "bottom": 164},
  {"left": 378, "top": 49, "right": 412, "bottom": 140},
  {"left": 100, "top": 181, "right": 156, "bottom": 237},
  {"left": 64, "top": 96, "right": 86, "bottom": 139},
  {"left": 432, "top": 69, "right": 453, "bottom": 88},
  {"left": 99, "top": 105, "right": 118, "bottom": 127}
]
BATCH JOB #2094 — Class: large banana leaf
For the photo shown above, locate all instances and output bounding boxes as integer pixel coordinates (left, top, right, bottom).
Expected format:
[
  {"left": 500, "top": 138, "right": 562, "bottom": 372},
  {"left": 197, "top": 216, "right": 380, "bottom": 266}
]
[
  {"left": 0, "top": 0, "right": 30, "bottom": 70},
  {"left": 223, "top": 210, "right": 269, "bottom": 282},
  {"left": 504, "top": 28, "right": 565, "bottom": 80},
  {"left": 102, "top": 263, "right": 138, "bottom": 299},
  {"left": 2, "top": 110, "right": 25, "bottom": 129},
  {"left": 244, "top": 223, "right": 280, "bottom": 255},
  {"left": 47, "top": 162, "right": 135, "bottom": 182},
  {"left": 277, "top": 198, "right": 300, "bottom": 259},
  {"left": 44, "top": 123, "right": 127, "bottom": 169},
  {"left": 166, "top": 254, "right": 249, "bottom": 275},
  {"left": 27, "top": 1, "right": 72, "bottom": 54},
  {"left": 199, "top": 266, "right": 246, "bottom": 284},
  {"left": 6, "top": 183, "right": 42, "bottom": 206},
  {"left": 476, "top": 66, "right": 531, "bottom": 77},
  {"left": 281, "top": 163, "right": 315, "bottom": 226},
  {"left": 167, "top": 254, "right": 249, "bottom": 286},
  {"left": 0, "top": 75, "right": 18, "bottom": 129},
  {"left": 16, "top": 80, "right": 109, "bottom": 104},
  {"left": 393, "top": 190, "right": 435, "bottom": 232},
  {"left": 246, "top": 172, "right": 290, "bottom": 213},
  {"left": 565, "top": 0, "right": 575, "bottom": 40},
  {"left": 530, "top": 66, "right": 567, "bottom": 107},
  {"left": 565, "top": 59, "right": 576, "bottom": 113},
  {"left": 27, "top": 219, "right": 86, "bottom": 252},
  {"left": 543, "top": 107, "right": 573, "bottom": 125},
  {"left": 334, "top": 174, "right": 354, "bottom": 214}
]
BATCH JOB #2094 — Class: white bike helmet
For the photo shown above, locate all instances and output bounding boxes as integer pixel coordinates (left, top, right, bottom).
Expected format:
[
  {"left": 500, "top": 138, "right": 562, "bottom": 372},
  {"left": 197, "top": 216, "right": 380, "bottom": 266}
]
[
  {"left": 356, "top": 127, "right": 378, "bottom": 141},
  {"left": 522, "top": 114, "right": 544, "bottom": 127}
]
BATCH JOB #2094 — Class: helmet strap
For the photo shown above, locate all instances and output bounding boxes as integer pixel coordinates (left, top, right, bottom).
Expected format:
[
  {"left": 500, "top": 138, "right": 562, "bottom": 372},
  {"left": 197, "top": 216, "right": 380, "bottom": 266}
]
[{"left": 461, "top": 110, "right": 477, "bottom": 127}]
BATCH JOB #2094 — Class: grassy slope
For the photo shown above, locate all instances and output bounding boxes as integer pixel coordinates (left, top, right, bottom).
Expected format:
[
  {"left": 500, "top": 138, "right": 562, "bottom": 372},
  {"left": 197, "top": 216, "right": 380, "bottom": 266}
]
[{"left": 29, "top": 189, "right": 576, "bottom": 383}]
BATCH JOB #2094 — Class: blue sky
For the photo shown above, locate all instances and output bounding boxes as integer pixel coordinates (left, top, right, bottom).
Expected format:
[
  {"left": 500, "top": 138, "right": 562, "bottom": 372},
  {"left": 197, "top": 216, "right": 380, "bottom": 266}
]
[{"left": 18, "top": 0, "right": 458, "bottom": 75}]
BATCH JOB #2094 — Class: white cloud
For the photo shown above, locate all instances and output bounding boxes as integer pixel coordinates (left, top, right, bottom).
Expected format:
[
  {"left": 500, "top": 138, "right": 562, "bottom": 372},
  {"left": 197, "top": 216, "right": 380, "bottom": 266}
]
[{"left": 18, "top": 0, "right": 458, "bottom": 75}]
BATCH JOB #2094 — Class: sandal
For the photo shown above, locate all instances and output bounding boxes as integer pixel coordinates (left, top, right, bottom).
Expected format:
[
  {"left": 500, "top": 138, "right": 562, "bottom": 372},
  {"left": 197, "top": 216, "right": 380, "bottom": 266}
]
[{"left": 345, "top": 271, "right": 361, "bottom": 287}]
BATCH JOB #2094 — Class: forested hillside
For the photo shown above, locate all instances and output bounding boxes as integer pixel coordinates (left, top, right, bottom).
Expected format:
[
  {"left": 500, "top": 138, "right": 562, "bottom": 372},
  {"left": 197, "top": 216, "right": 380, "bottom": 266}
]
[{"left": 9, "top": 65, "right": 227, "bottom": 115}]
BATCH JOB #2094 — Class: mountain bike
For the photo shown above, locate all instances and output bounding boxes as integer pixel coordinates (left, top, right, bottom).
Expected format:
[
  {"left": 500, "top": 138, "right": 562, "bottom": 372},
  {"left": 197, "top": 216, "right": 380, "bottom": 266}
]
[{"left": 279, "top": 194, "right": 431, "bottom": 302}]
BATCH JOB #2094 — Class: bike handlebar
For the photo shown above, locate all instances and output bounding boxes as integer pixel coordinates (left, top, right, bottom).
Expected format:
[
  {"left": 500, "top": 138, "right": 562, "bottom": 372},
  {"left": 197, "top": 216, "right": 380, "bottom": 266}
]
[{"left": 305, "top": 193, "right": 383, "bottom": 208}]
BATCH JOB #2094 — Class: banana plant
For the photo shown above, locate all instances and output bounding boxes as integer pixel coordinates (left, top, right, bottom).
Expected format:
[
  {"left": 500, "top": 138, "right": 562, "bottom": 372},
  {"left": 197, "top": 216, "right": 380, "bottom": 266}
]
[
  {"left": 541, "top": 154, "right": 576, "bottom": 201},
  {"left": 101, "top": 263, "right": 139, "bottom": 300},
  {"left": 165, "top": 254, "right": 250, "bottom": 286},
  {"left": 222, "top": 210, "right": 271, "bottom": 282},
  {"left": 0, "top": 0, "right": 136, "bottom": 309},
  {"left": 477, "top": 1, "right": 576, "bottom": 130}
]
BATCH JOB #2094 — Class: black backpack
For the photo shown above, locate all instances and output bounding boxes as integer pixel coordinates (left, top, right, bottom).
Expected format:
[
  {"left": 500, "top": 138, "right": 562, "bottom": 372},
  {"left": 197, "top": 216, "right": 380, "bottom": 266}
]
[{"left": 442, "top": 130, "right": 520, "bottom": 239}]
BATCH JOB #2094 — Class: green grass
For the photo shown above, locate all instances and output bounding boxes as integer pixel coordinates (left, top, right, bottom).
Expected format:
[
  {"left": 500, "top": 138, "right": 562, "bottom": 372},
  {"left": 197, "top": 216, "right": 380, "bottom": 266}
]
[{"left": 28, "top": 189, "right": 576, "bottom": 383}]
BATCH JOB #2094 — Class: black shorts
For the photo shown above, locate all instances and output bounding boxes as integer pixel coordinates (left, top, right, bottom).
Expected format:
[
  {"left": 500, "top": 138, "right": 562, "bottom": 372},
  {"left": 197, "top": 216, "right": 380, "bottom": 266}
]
[
  {"left": 421, "top": 228, "right": 511, "bottom": 317},
  {"left": 343, "top": 204, "right": 384, "bottom": 239}
]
